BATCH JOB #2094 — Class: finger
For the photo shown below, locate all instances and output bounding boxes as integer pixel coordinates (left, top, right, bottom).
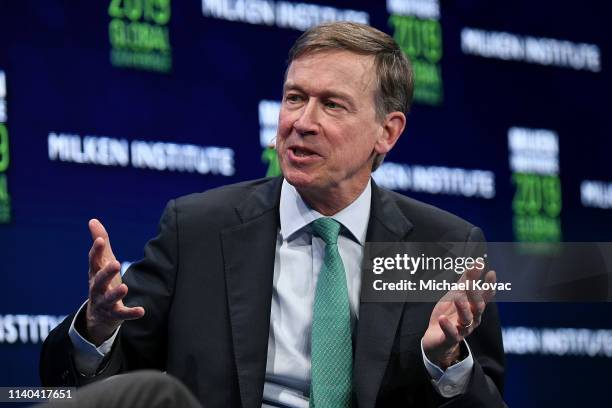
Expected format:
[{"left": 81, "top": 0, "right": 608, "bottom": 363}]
[
  {"left": 454, "top": 299, "right": 473, "bottom": 335},
  {"left": 439, "top": 315, "right": 462, "bottom": 344},
  {"left": 466, "top": 271, "right": 486, "bottom": 315},
  {"left": 111, "top": 303, "right": 145, "bottom": 321},
  {"left": 91, "top": 260, "right": 121, "bottom": 296},
  {"left": 461, "top": 266, "right": 485, "bottom": 307},
  {"left": 466, "top": 270, "right": 497, "bottom": 326},
  {"left": 481, "top": 270, "right": 497, "bottom": 304},
  {"left": 103, "top": 283, "right": 129, "bottom": 305},
  {"left": 89, "top": 218, "right": 109, "bottom": 242},
  {"left": 466, "top": 270, "right": 485, "bottom": 302},
  {"left": 465, "top": 266, "right": 483, "bottom": 283},
  {"left": 89, "top": 218, "right": 116, "bottom": 259},
  {"left": 457, "top": 265, "right": 483, "bottom": 286},
  {"left": 469, "top": 298, "right": 486, "bottom": 326},
  {"left": 88, "top": 237, "right": 106, "bottom": 276}
]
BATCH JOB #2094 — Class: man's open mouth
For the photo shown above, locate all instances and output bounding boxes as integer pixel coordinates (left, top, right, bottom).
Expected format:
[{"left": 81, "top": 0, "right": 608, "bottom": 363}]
[{"left": 290, "top": 146, "right": 318, "bottom": 157}]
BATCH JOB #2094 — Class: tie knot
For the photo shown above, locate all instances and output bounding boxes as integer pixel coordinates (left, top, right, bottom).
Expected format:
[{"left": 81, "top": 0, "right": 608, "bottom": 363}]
[{"left": 312, "top": 217, "right": 341, "bottom": 245}]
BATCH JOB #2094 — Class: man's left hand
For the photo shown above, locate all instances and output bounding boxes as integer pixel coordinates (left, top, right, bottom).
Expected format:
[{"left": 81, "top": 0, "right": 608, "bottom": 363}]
[{"left": 422, "top": 267, "right": 497, "bottom": 369}]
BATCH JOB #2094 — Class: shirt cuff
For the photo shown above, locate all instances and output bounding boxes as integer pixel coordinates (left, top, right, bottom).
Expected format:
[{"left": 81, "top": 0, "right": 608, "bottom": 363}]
[
  {"left": 420, "top": 339, "right": 474, "bottom": 398},
  {"left": 68, "top": 300, "right": 120, "bottom": 376}
]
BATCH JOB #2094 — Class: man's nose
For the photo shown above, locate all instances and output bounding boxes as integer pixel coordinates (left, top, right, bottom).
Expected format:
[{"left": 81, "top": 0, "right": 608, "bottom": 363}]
[{"left": 293, "top": 99, "right": 319, "bottom": 136}]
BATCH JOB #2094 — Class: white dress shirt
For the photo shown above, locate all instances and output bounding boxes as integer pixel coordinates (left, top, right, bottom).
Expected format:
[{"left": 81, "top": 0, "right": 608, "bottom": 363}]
[{"left": 69, "top": 178, "right": 473, "bottom": 406}]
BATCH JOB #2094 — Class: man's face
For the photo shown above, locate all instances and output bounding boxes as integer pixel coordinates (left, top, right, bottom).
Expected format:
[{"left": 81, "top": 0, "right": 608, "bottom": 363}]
[{"left": 276, "top": 50, "right": 386, "bottom": 198}]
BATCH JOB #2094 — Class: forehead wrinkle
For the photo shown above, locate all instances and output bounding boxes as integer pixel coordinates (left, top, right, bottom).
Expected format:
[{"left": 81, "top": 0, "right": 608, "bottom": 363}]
[{"left": 285, "top": 51, "right": 377, "bottom": 107}]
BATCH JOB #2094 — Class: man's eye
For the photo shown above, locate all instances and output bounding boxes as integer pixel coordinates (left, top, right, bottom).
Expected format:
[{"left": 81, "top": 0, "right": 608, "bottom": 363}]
[
  {"left": 286, "top": 94, "right": 302, "bottom": 103},
  {"left": 325, "top": 101, "right": 342, "bottom": 109}
]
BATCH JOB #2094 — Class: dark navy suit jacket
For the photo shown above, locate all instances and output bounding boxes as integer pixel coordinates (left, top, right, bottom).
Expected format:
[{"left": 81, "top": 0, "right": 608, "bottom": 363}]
[{"left": 40, "top": 177, "right": 506, "bottom": 407}]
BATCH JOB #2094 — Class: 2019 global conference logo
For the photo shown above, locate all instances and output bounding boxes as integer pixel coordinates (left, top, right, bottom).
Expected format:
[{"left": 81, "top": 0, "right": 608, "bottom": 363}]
[{"left": 108, "top": 0, "right": 173, "bottom": 73}]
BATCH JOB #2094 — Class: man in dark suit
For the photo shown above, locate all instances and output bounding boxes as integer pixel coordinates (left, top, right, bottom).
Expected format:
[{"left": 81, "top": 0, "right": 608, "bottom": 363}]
[{"left": 40, "top": 22, "right": 505, "bottom": 407}]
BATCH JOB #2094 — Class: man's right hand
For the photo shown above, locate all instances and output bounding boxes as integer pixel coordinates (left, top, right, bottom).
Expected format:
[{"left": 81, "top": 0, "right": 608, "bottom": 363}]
[{"left": 84, "top": 219, "right": 145, "bottom": 346}]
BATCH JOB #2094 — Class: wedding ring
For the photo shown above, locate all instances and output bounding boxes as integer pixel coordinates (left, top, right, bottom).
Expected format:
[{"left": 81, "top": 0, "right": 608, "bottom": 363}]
[{"left": 462, "top": 319, "right": 474, "bottom": 329}]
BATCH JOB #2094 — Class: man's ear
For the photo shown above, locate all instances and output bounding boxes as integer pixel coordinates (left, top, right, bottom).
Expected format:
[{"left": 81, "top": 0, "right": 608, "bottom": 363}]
[{"left": 374, "top": 111, "right": 406, "bottom": 155}]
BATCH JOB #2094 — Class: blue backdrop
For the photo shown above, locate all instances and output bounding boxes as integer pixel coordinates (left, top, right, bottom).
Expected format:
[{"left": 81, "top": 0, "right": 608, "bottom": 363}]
[{"left": 1, "top": 1, "right": 611, "bottom": 406}]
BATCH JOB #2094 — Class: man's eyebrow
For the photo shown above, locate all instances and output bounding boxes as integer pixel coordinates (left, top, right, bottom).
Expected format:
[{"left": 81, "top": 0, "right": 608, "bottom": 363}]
[
  {"left": 283, "top": 82, "right": 306, "bottom": 94},
  {"left": 283, "top": 83, "right": 357, "bottom": 108}
]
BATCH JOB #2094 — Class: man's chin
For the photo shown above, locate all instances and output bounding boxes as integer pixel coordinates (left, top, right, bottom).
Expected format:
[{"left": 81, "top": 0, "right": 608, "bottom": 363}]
[{"left": 282, "top": 171, "right": 319, "bottom": 191}]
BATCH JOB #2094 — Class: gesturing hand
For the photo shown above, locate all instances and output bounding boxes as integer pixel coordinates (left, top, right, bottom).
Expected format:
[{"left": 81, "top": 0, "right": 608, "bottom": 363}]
[
  {"left": 85, "top": 219, "right": 145, "bottom": 346},
  {"left": 421, "top": 267, "right": 497, "bottom": 369}
]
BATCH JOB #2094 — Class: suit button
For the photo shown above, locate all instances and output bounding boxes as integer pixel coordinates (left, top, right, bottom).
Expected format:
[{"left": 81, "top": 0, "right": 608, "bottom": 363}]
[{"left": 61, "top": 370, "right": 69, "bottom": 380}]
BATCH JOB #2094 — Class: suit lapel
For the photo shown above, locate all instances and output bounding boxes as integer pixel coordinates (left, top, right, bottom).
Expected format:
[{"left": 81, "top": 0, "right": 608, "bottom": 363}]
[
  {"left": 354, "top": 181, "right": 414, "bottom": 408},
  {"left": 221, "top": 178, "right": 282, "bottom": 408}
]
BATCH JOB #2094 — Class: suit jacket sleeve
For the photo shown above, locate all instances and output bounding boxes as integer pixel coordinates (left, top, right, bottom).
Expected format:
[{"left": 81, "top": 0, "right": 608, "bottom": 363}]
[{"left": 40, "top": 200, "right": 179, "bottom": 386}]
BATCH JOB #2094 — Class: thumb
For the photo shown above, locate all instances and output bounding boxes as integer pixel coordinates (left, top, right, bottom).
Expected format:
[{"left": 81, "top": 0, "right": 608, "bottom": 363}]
[
  {"left": 89, "top": 218, "right": 108, "bottom": 240},
  {"left": 89, "top": 218, "right": 116, "bottom": 260}
]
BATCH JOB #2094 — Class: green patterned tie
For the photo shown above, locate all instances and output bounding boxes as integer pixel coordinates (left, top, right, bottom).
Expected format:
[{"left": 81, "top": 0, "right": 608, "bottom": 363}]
[{"left": 310, "top": 217, "right": 353, "bottom": 408}]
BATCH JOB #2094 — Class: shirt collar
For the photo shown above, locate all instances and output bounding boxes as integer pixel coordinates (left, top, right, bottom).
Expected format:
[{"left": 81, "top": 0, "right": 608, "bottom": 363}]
[{"left": 279, "top": 178, "right": 371, "bottom": 245}]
